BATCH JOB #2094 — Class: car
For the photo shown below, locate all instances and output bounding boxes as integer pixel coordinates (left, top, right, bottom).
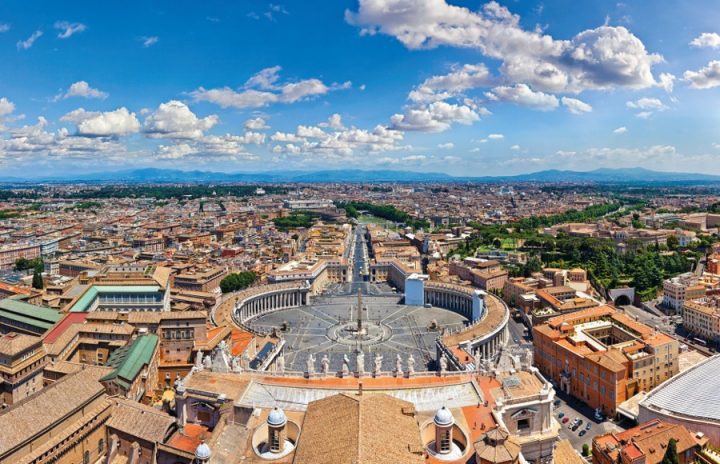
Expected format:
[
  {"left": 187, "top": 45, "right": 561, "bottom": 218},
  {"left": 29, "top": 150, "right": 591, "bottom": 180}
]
[
  {"left": 585, "top": 423, "right": 592, "bottom": 431},
  {"left": 553, "top": 399, "right": 562, "bottom": 407},
  {"left": 558, "top": 412, "right": 565, "bottom": 419},
  {"left": 562, "top": 417, "right": 570, "bottom": 424},
  {"left": 571, "top": 424, "right": 580, "bottom": 432},
  {"left": 576, "top": 419, "right": 583, "bottom": 427},
  {"left": 579, "top": 430, "right": 587, "bottom": 437}
]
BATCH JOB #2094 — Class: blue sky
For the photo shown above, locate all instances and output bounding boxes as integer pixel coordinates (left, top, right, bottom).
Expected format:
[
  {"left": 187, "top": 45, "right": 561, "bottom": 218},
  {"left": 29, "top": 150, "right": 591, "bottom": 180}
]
[{"left": 1, "top": 0, "right": 720, "bottom": 177}]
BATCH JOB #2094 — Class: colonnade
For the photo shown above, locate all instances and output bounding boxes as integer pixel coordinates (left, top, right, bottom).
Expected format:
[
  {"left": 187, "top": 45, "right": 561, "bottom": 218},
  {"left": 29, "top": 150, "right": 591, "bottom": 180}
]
[
  {"left": 424, "top": 287, "right": 473, "bottom": 319},
  {"left": 236, "top": 289, "right": 309, "bottom": 323}
]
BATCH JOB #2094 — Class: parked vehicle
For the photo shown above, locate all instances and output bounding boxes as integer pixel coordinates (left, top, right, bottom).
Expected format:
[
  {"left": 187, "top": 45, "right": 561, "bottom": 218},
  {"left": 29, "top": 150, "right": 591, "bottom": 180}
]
[
  {"left": 562, "top": 417, "right": 570, "bottom": 424},
  {"left": 585, "top": 423, "right": 592, "bottom": 431},
  {"left": 579, "top": 430, "right": 587, "bottom": 437},
  {"left": 558, "top": 412, "right": 565, "bottom": 419}
]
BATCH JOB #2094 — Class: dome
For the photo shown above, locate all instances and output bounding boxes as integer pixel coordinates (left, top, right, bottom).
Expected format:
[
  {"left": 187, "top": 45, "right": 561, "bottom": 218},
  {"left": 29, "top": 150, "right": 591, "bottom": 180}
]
[
  {"left": 195, "top": 442, "right": 212, "bottom": 460},
  {"left": 267, "top": 407, "right": 287, "bottom": 427},
  {"left": 434, "top": 406, "right": 454, "bottom": 426}
]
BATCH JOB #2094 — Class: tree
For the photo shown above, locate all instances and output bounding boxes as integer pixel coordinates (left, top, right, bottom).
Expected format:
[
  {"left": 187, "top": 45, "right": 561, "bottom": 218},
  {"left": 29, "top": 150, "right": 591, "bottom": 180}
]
[
  {"left": 32, "top": 269, "right": 43, "bottom": 289},
  {"left": 582, "top": 443, "right": 590, "bottom": 457},
  {"left": 220, "top": 271, "right": 257, "bottom": 293},
  {"left": 661, "top": 438, "right": 679, "bottom": 464},
  {"left": 667, "top": 235, "right": 679, "bottom": 250}
]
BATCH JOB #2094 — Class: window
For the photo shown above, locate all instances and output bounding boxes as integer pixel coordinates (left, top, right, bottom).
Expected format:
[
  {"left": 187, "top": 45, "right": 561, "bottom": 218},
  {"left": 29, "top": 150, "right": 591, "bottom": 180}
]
[
  {"left": 83, "top": 450, "right": 90, "bottom": 464},
  {"left": 98, "top": 438, "right": 105, "bottom": 453},
  {"left": 517, "top": 418, "right": 530, "bottom": 430}
]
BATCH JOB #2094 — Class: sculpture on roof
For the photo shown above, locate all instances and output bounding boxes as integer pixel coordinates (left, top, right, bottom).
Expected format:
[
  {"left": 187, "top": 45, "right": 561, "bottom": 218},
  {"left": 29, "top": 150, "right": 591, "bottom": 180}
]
[
  {"left": 356, "top": 351, "right": 365, "bottom": 376},
  {"left": 231, "top": 356, "right": 242, "bottom": 373},
  {"left": 203, "top": 354, "right": 212, "bottom": 370},
  {"left": 342, "top": 354, "right": 351, "bottom": 376},
  {"left": 195, "top": 350, "right": 204, "bottom": 371},
  {"left": 407, "top": 354, "right": 415, "bottom": 377},
  {"left": 320, "top": 354, "right": 330, "bottom": 375},
  {"left": 306, "top": 354, "right": 316, "bottom": 375},
  {"left": 373, "top": 352, "right": 383, "bottom": 375},
  {"left": 395, "top": 354, "right": 403, "bottom": 376},
  {"left": 439, "top": 355, "right": 448, "bottom": 374},
  {"left": 276, "top": 354, "right": 285, "bottom": 374}
]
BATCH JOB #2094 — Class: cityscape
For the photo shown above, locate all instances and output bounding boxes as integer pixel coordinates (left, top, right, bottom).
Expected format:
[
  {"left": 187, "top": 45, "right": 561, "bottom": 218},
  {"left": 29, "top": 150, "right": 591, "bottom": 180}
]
[{"left": 2, "top": 1, "right": 720, "bottom": 464}]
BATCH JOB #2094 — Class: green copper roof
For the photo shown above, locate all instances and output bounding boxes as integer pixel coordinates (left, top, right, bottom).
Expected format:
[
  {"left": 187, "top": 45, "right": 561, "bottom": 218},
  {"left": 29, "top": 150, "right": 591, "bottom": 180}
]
[
  {"left": 101, "top": 334, "right": 158, "bottom": 386},
  {"left": 69, "top": 285, "right": 163, "bottom": 312},
  {"left": 0, "top": 298, "right": 61, "bottom": 325}
]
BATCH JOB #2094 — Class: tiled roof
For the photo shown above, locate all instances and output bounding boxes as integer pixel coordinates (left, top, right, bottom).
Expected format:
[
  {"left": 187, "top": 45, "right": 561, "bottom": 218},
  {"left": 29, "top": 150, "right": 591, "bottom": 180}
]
[
  {"left": 0, "top": 366, "right": 110, "bottom": 457},
  {"left": 0, "top": 331, "right": 40, "bottom": 356},
  {"left": 106, "top": 398, "right": 175, "bottom": 443},
  {"left": 101, "top": 334, "right": 158, "bottom": 387},
  {"left": 293, "top": 393, "right": 424, "bottom": 464}
]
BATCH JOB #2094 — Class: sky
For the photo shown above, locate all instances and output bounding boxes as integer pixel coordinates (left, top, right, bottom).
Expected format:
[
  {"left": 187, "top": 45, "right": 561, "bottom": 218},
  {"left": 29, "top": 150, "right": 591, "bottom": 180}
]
[{"left": 1, "top": 0, "right": 720, "bottom": 177}]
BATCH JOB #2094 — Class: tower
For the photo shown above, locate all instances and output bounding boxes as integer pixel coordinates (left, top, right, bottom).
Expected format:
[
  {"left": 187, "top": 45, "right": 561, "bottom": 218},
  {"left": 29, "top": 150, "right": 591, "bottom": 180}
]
[
  {"left": 267, "top": 407, "right": 288, "bottom": 454},
  {"left": 434, "top": 406, "right": 455, "bottom": 454}
]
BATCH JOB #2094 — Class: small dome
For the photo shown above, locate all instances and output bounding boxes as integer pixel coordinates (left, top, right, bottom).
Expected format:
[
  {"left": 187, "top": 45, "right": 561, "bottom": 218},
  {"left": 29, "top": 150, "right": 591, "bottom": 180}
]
[
  {"left": 195, "top": 442, "right": 212, "bottom": 460},
  {"left": 267, "top": 407, "right": 287, "bottom": 427},
  {"left": 434, "top": 406, "right": 454, "bottom": 426}
]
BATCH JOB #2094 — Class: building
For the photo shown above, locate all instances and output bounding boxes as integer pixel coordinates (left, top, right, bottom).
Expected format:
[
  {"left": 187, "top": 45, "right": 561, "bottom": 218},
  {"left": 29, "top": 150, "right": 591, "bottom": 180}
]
[
  {"left": 639, "top": 355, "right": 720, "bottom": 445},
  {"left": 100, "top": 334, "right": 159, "bottom": 402},
  {"left": 173, "top": 266, "right": 226, "bottom": 293},
  {"left": 292, "top": 393, "right": 425, "bottom": 464},
  {"left": 0, "top": 297, "right": 61, "bottom": 336},
  {"left": 533, "top": 306, "right": 680, "bottom": 417},
  {"left": 593, "top": 419, "right": 706, "bottom": 464},
  {"left": 663, "top": 273, "right": 705, "bottom": 312},
  {"left": 682, "top": 297, "right": 720, "bottom": 344},
  {"left": 0, "top": 366, "right": 113, "bottom": 464},
  {"left": 0, "top": 332, "right": 48, "bottom": 406}
]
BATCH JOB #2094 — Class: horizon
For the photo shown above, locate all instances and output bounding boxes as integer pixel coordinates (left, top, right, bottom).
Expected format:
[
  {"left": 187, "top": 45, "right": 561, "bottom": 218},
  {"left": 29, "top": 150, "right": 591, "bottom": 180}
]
[{"left": 1, "top": 1, "right": 720, "bottom": 177}]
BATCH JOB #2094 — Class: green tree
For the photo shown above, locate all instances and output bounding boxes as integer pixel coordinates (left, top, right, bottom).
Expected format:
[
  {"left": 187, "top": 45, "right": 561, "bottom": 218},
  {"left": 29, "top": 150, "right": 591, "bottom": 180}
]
[
  {"left": 220, "top": 271, "right": 257, "bottom": 293},
  {"left": 32, "top": 269, "right": 43, "bottom": 289},
  {"left": 582, "top": 443, "right": 590, "bottom": 457},
  {"left": 661, "top": 438, "right": 679, "bottom": 464}
]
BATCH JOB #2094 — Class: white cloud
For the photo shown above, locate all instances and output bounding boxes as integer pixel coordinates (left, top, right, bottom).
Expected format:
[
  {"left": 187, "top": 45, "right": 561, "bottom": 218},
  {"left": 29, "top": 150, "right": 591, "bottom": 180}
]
[
  {"left": 347, "top": 0, "right": 664, "bottom": 93},
  {"left": 613, "top": 126, "right": 627, "bottom": 134},
  {"left": 488, "top": 133, "right": 504, "bottom": 140},
  {"left": 318, "top": 113, "right": 344, "bottom": 129},
  {"left": 54, "top": 21, "right": 86, "bottom": 39},
  {"left": 561, "top": 96, "right": 592, "bottom": 114},
  {"left": 244, "top": 117, "right": 270, "bottom": 130},
  {"left": 0, "top": 98, "right": 15, "bottom": 118},
  {"left": 408, "top": 63, "right": 492, "bottom": 103},
  {"left": 76, "top": 107, "right": 140, "bottom": 137},
  {"left": 156, "top": 133, "right": 263, "bottom": 160},
  {"left": 510, "top": 144, "right": 520, "bottom": 150},
  {"left": 390, "top": 101, "right": 480, "bottom": 132},
  {"left": 17, "top": 30, "right": 42, "bottom": 50},
  {"left": 58, "top": 81, "right": 108, "bottom": 100},
  {"left": 438, "top": 142, "right": 454, "bottom": 149},
  {"left": 684, "top": 60, "right": 720, "bottom": 89},
  {"left": 1, "top": 117, "right": 130, "bottom": 161},
  {"left": 0, "top": 24, "right": 10, "bottom": 33},
  {"left": 486, "top": 84, "right": 559, "bottom": 111},
  {"left": 626, "top": 97, "right": 666, "bottom": 110},
  {"left": 60, "top": 108, "right": 100, "bottom": 124},
  {"left": 657, "top": 73, "right": 676, "bottom": 93},
  {"left": 190, "top": 66, "right": 351, "bottom": 109},
  {"left": 142, "top": 36, "right": 159, "bottom": 47},
  {"left": 690, "top": 33, "right": 720, "bottom": 49},
  {"left": 143, "top": 100, "right": 218, "bottom": 140}
]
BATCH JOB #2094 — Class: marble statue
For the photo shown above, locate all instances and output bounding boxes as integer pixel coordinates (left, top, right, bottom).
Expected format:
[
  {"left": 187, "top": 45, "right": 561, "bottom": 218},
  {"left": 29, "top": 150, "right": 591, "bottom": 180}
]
[
  {"left": 195, "top": 350, "right": 203, "bottom": 370},
  {"left": 203, "top": 354, "right": 212, "bottom": 370},
  {"left": 395, "top": 354, "right": 403, "bottom": 375},
  {"left": 373, "top": 353, "right": 383, "bottom": 375},
  {"left": 406, "top": 354, "right": 415, "bottom": 376},
  {"left": 276, "top": 354, "right": 285, "bottom": 374},
  {"left": 439, "top": 355, "right": 447, "bottom": 374},
  {"left": 306, "top": 354, "right": 316, "bottom": 375},
  {"left": 321, "top": 354, "right": 330, "bottom": 375},
  {"left": 342, "top": 354, "right": 351, "bottom": 376},
  {"left": 356, "top": 351, "right": 365, "bottom": 375},
  {"left": 231, "top": 356, "right": 241, "bottom": 373}
]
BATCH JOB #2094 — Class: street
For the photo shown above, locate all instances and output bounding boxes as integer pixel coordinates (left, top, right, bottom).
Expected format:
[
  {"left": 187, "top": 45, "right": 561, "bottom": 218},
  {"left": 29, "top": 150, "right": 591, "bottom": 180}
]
[{"left": 553, "top": 390, "right": 627, "bottom": 453}]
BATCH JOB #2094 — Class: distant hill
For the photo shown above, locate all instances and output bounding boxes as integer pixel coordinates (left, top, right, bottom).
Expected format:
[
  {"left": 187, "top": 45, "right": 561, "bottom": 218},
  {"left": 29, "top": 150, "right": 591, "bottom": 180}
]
[{"left": 2, "top": 167, "right": 719, "bottom": 184}]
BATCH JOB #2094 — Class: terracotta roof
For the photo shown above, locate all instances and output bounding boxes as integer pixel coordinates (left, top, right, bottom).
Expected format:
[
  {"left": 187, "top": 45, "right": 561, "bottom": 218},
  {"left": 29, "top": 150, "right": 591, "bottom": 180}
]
[
  {"left": 106, "top": 398, "right": 175, "bottom": 444},
  {"left": 0, "top": 331, "right": 40, "bottom": 356},
  {"left": 473, "top": 427, "right": 521, "bottom": 464},
  {"left": 0, "top": 366, "right": 110, "bottom": 457},
  {"left": 293, "top": 393, "right": 424, "bottom": 464}
]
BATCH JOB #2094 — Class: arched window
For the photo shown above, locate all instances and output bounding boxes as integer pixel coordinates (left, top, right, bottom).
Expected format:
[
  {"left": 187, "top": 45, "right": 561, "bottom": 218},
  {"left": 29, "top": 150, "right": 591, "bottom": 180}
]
[
  {"left": 98, "top": 438, "right": 105, "bottom": 453},
  {"left": 83, "top": 450, "right": 90, "bottom": 464}
]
